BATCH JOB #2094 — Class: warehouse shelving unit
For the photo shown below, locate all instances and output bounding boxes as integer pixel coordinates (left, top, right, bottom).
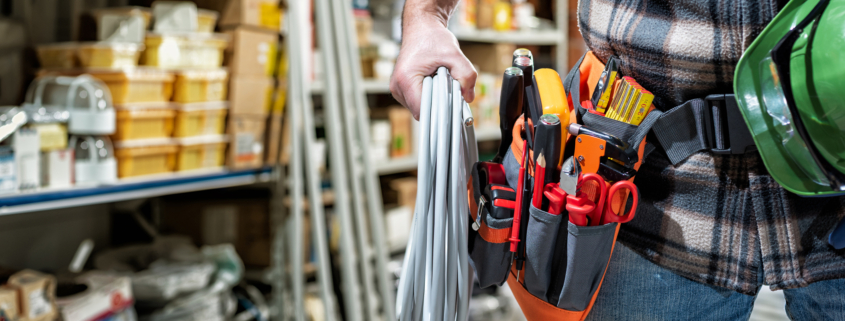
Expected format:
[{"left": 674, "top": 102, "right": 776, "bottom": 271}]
[{"left": 0, "top": 168, "right": 274, "bottom": 216}]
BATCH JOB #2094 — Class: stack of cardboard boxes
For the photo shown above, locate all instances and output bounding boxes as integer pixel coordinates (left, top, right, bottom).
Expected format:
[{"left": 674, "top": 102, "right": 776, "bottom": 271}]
[{"left": 196, "top": 0, "right": 282, "bottom": 170}]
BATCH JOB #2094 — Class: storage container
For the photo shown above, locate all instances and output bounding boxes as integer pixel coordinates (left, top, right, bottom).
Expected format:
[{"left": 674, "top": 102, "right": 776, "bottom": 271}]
[
  {"left": 114, "top": 138, "right": 178, "bottom": 178},
  {"left": 175, "top": 135, "right": 227, "bottom": 171},
  {"left": 143, "top": 33, "right": 229, "bottom": 69},
  {"left": 70, "top": 135, "right": 118, "bottom": 185},
  {"left": 29, "top": 123, "right": 68, "bottom": 151},
  {"left": 114, "top": 103, "right": 175, "bottom": 141},
  {"left": 197, "top": 9, "right": 219, "bottom": 33},
  {"left": 23, "top": 75, "right": 116, "bottom": 135},
  {"left": 77, "top": 42, "right": 144, "bottom": 68},
  {"left": 36, "top": 43, "right": 78, "bottom": 68},
  {"left": 173, "top": 69, "right": 228, "bottom": 103},
  {"left": 86, "top": 68, "right": 174, "bottom": 104},
  {"left": 173, "top": 102, "right": 228, "bottom": 137},
  {"left": 91, "top": 7, "right": 153, "bottom": 30}
]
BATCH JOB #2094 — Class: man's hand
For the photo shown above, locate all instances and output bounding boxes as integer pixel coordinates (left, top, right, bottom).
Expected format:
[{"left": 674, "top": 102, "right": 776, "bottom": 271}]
[{"left": 390, "top": 2, "right": 477, "bottom": 120}]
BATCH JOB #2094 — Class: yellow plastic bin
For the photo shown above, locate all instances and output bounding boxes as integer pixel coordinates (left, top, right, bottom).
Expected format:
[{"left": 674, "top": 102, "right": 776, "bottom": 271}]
[
  {"left": 77, "top": 42, "right": 144, "bottom": 68},
  {"left": 143, "top": 33, "right": 229, "bottom": 69},
  {"left": 173, "top": 69, "right": 229, "bottom": 103},
  {"left": 197, "top": 9, "right": 219, "bottom": 33},
  {"left": 36, "top": 43, "right": 78, "bottom": 68},
  {"left": 114, "top": 138, "right": 178, "bottom": 178},
  {"left": 173, "top": 102, "right": 228, "bottom": 137},
  {"left": 175, "top": 135, "right": 227, "bottom": 171},
  {"left": 114, "top": 103, "right": 175, "bottom": 141},
  {"left": 86, "top": 68, "right": 174, "bottom": 104}
]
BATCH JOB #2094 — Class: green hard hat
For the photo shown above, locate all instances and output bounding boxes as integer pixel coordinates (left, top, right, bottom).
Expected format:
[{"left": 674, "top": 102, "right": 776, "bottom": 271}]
[{"left": 735, "top": 0, "right": 845, "bottom": 196}]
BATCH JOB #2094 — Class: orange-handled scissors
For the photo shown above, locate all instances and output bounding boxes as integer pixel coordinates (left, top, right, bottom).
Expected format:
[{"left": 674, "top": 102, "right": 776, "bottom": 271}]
[
  {"left": 599, "top": 180, "right": 638, "bottom": 225},
  {"left": 567, "top": 173, "right": 639, "bottom": 226}
]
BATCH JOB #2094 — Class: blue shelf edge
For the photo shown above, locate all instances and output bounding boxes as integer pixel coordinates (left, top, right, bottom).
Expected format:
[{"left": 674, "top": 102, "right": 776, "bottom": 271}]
[{"left": 0, "top": 167, "right": 274, "bottom": 209}]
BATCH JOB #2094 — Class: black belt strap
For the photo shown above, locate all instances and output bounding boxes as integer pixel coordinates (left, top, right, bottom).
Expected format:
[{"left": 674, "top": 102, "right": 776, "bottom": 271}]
[{"left": 651, "top": 94, "right": 757, "bottom": 165}]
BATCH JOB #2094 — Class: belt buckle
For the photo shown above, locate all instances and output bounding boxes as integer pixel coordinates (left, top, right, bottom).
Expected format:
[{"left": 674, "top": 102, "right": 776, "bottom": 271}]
[{"left": 705, "top": 94, "right": 757, "bottom": 155}]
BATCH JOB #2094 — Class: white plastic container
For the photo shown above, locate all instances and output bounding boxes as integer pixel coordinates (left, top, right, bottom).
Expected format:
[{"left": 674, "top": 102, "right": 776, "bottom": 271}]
[
  {"left": 23, "top": 75, "right": 116, "bottom": 135},
  {"left": 69, "top": 135, "right": 118, "bottom": 185}
]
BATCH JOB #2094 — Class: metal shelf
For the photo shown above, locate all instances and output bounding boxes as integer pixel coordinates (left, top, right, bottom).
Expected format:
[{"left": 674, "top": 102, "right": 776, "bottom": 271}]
[
  {"left": 311, "top": 79, "right": 391, "bottom": 94},
  {"left": 0, "top": 168, "right": 274, "bottom": 216},
  {"left": 375, "top": 156, "right": 418, "bottom": 175},
  {"left": 453, "top": 29, "right": 563, "bottom": 45}
]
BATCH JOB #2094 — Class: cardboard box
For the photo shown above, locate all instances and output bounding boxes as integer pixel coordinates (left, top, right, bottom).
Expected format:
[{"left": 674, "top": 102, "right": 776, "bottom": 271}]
[
  {"left": 195, "top": 0, "right": 281, "bottom": 30},
  {"left": 41, "top": 149, "right": 73, "bottom": 189},
  {"left": 0, "top": 286, "right": 19, "bottom": 320},
  {"left": 461, "top": 43, "right": 517, "bottom": 74},
  {"left": 264, "top": 112, "right": 282, "bottom": 166},
  {"left": 227, "top": 115, "right": 266, "bottom": 170},
  {"left": 160, "top": 191, "right": 273, "bottom": 267},
  {"left": 355, "top": 13, "right": 372, "bottom": 48},
  {"left": 224, "top": 26, "right": 278, "bottom": 77},
  {"left": 387, "top": 106, "right": 412, "bottom": 158},
  {"left": 7, "top": 270, "right": 57, "bottom": 321},
  {"left": 56, "top": 274, "right": 133, "bottom": 321},
  {"left": 229, "top": 75, "right": 274, "bottom": 116}
]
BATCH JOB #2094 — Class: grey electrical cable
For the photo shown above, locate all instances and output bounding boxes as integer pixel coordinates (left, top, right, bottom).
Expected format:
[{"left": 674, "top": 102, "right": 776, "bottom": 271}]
[{"left": 396, "top": 68, "right": 477, "bottom": 321}]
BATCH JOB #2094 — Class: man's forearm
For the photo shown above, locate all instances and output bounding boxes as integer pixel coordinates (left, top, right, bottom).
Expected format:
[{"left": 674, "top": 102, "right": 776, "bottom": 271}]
[{"left": 403, "top": 0, "right": 460, "bottom": 29}]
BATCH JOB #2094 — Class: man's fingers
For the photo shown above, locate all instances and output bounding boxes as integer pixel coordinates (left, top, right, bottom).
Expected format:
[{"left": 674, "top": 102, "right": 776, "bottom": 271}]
[
  {"left": 445, "top": 56, "right": 478, "bottom": 103},
  {"left": 390, "top": 71, "right": 424, "bottom": 120}
]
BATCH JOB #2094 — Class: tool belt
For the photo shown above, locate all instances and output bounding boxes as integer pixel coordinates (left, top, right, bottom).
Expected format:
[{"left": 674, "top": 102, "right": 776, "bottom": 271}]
[
  {"left": 468, "top": 50, "right": 760, "bottom": 320},
  {"left": 468, "top": 51, "right": 650, "bottom": 320},
  {"left": 565, "top": 52, "right": 758, "bottom": 166}
]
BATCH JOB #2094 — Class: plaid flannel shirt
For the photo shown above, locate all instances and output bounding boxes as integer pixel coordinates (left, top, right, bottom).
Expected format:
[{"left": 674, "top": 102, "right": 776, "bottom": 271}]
[{"left": 578, "top": 0, "right": 845, "bottom": 295}]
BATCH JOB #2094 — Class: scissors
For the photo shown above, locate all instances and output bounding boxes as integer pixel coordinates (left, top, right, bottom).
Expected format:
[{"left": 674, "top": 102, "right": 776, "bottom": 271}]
[{"left": 567, "top": 173, "right": 639, "bottom": 226}]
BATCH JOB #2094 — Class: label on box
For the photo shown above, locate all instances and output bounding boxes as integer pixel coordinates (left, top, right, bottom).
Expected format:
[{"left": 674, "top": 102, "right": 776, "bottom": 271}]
[
  {"left": 28, "top": 288, "right": 51, "bottom": 318},
  {"left": 202, "top": 205, "right": 238, "bottom": 245},
  {"left": 236, "top": 133, "right": 257, "bottom": 162},
  {"left": 0, "top": 149, "right": 16, "bottom": 194}
]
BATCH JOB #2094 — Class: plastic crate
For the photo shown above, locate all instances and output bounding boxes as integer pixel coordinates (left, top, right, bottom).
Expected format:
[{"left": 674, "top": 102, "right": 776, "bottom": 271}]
[
  {"left": 197, "top": 9, "right": 219, "bottom": 33},
  {"left": 36, "top": 43, "right": 78, "bottom": 68},
  {"left": 87, "top": 68, "right": 174, "bottom": 104},
  {"left": 77, "top": 42, "right": 144, "bottom": 68},
  {"left": 173, "top": 102, "right": 228, "bottom": 137},
  {"left": 114, "top": 138, "right": 178, "bottom": 178},
  {"left": 175, "top": 135, "right": 227, "bottom": 171},
  {"left": 114, "top": 103, "right": 175, "bottom": 141},
  {"left": 173, "top": 69, "right": 228, "bottom": 103},
  {"left": 143, "top": 33, "right": 229, "bottom": 69}
]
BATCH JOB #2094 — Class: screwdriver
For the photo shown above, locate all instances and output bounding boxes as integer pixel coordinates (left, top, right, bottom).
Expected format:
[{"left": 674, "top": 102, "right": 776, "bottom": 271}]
[
  {"left": 513, "top": 49, "right": 538, "bottom": 148},
  {"left": 494, "top": 67, "right": 525, "bottom": 163},
  {"left": 533, "top": 114, "right": 562, "bottom": 209}
]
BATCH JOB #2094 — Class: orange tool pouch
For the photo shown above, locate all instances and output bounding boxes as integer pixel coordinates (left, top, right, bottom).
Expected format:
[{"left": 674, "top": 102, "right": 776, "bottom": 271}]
[{"left": 468, "top": 51, "right": 659, "bottom": 321}]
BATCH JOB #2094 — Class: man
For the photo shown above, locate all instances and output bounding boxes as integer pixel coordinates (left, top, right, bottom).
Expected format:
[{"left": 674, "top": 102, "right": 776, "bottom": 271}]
[{"left": 390, "top": 0, "right": 845, "bottom": 320}]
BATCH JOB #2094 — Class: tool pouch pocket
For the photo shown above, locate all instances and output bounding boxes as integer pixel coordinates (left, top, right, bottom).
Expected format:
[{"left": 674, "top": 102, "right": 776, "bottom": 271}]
[
  {"left": 469, "top": 198, "right": 514, "bottom": 288},
  {"left": 506, "top": 222, "right": 620, "bottom": 321},
  {"left": 524, "top": 204, "right": 564, "bottom": 303},
  {"left": 556, "top": 222, "right": 619, "bottom": 311}
]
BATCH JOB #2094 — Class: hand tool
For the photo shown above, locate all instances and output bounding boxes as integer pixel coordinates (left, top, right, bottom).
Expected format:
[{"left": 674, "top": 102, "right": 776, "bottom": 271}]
[
  {"left": 513, "top": 48, "right": 541, "bottom": 145},
  {"left": 535, "top": 68, "right": 571, "bottom": 163},
  {"left": 543, "top": 183, "right": 567, "bottom": 215},
  {"left": 494, "top": 67, "right": 526, "bottom": 163},
  {"left": 533, "top": 114, "right": 562, "bottom": 208},
  {"left": 560, "top": 157, "right": 581, "bottom": 197},
  {"left": 569, "top": 124, "right": 639, "bottom": 167},
  {"left": 599, "top": 179, "right": 638, "bottom": 225},
  {"left": 515, "top": 138, "right": 533, "bottom": 282},
  {"left": 532, "top": 152, "right": 546, "bottom": 209},
  {"left": 591, "top": 56, "right": 619, "bottom": 113},
  {"left": 566, "top": 173, "right": 606, "bottom": 226},
  {"left": 509, "top": 140, "right": 529, "bottom": 253},
  {"left": 567, "top": 173, "right": 639, "bottom": 226}
]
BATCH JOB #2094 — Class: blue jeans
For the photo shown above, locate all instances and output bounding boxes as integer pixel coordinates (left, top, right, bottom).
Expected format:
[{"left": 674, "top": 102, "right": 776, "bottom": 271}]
[{"left": 585, "top": 243, "right": 845, "bottom": 320}]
